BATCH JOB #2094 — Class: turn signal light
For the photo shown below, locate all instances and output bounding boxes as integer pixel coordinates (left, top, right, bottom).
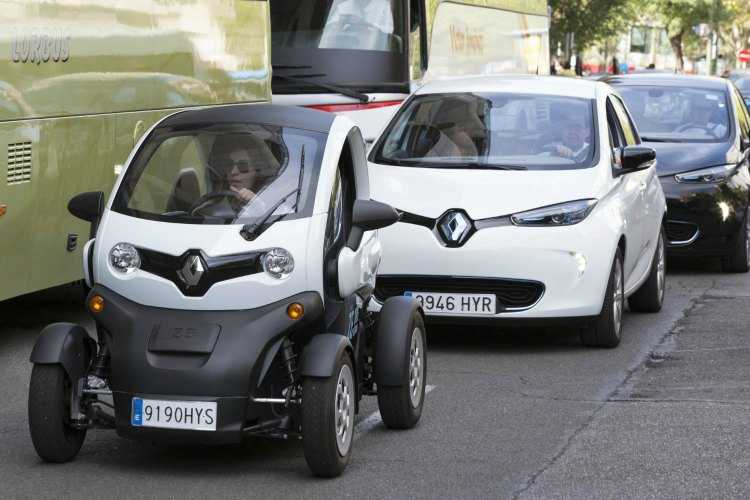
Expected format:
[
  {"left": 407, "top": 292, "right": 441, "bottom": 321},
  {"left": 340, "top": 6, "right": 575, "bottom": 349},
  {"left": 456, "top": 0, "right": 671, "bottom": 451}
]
[
  {"left": 0, "top": 204, "right": 6, "bottom": 217},
  {"left": 89, "top": 295, "right": 105, "bottom": 313},
  {"left": 287, "top": 303, "right": 304, "bottom": 320}
]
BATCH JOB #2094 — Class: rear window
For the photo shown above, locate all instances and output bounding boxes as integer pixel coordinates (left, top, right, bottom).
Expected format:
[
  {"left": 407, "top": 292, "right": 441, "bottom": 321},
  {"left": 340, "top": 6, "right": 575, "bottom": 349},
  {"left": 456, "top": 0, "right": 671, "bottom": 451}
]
[
  {"left": 112, "top": 124, "right": 324, "bottom": 225},
  {"left": 371, "top": 92, "right": 597, "bottom": 170}
]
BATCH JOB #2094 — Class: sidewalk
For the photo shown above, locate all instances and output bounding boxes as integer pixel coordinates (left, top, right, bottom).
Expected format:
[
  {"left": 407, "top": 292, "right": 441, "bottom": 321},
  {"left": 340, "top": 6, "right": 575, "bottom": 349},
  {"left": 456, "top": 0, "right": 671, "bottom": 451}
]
[{"left": 521, "top": 291, "right": 750, "bottom": 499}]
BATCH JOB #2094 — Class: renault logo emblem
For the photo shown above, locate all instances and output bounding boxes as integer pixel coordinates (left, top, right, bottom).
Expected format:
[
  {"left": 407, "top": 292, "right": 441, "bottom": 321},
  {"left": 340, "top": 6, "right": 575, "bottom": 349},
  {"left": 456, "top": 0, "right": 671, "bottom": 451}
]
[
  {"left": 178, "top": 254, "right": 205, "bottom": 287},
  {"left": 437, "top": 210, "right": 473, "bottom": 246}
]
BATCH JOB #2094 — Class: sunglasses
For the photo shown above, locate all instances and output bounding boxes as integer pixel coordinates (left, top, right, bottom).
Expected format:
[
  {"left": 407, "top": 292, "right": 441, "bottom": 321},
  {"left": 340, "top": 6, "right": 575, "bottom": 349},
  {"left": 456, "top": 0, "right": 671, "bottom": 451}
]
[{"left": 212, "top": 159, "right": 252, "bottom": 174}]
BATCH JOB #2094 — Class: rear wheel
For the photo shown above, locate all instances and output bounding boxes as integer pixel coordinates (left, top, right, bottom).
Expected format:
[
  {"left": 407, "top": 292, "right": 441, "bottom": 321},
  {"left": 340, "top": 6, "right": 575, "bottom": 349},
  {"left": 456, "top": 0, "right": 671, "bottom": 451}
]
[
  {"left": 377, "top": 313, "right": 426, "bottom": 429},
  {"left": 28, "top": 364, "right": 86, "bottom": 463},
  {"left": 722, "top": 209, "right": 749, "bottom": 273},
  {"left": 581, "top": 249, "right": 624, "bottom": 348},
  {"left": 628, "top": 227, "right": 666, "bottom": 312},
  {"left": 301, "top": 353, "right": 355, "bottom": 478}
]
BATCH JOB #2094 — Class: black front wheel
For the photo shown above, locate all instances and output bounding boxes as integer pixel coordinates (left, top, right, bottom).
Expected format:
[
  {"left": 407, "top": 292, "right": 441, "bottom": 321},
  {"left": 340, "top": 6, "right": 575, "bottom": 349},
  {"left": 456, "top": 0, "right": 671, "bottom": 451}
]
[
  {"left": 628, "top": 227, "right": 666, "bottom": 313},
  {"left": 581, "top": 249, "right": 624, "bottom": 348},
  {"left": 722, "top": 209, "right": 750, "bottom": 273},
  {"left": 301, "top": 353, "right": 355, "bottom": 478},
  {"left": 377, "top": 312, "right": 426, "bottom": 430},
  {"left": 28, "top": 364, "right": 86, "bottom": 463}
]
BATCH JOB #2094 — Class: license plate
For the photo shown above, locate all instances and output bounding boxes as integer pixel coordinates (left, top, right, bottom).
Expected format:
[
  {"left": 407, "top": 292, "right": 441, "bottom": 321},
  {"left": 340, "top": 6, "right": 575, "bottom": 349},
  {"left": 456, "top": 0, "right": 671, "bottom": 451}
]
[
  {"left": 404, "top": 291, "right": 496, "bottom": 316},
  {"left": 131, "top": 397, "right": 217, "bottom": 431}
]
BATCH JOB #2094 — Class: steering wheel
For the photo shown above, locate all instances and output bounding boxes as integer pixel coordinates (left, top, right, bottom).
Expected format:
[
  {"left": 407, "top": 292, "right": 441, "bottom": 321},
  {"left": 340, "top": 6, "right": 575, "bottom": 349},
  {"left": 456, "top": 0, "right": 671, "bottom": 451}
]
[
  {"left": 188, "top": 190, "right": 242, "bottom": 216},
  {"left": 674, "top": 123, "right": 713, "bottom": 134}
]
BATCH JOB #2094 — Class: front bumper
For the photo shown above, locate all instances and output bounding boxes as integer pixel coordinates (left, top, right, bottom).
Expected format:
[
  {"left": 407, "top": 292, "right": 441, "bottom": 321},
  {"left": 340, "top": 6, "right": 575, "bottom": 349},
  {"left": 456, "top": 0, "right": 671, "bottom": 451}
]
[
  {"left": 89, "top": 285, "right": 323, "bottom": 443},
  {"left": 375, "top": 214, "right": 619, "bottom": 320},
  {"left": 660, "top": 173, "right": 749, "bottom": 257}
]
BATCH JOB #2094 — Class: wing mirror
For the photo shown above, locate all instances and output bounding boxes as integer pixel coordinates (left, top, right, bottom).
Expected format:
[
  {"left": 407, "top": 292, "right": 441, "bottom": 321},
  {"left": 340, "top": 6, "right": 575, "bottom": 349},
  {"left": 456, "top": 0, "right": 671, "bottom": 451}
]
[
  {"left": 615, "top": 146, "right": 656, "bottom": 176},
  {"left": 346, "top": 199, "right": 400, "bottom": 250},
  {"left": 68, "top": 191, "right": 105, "bottom": 238}
]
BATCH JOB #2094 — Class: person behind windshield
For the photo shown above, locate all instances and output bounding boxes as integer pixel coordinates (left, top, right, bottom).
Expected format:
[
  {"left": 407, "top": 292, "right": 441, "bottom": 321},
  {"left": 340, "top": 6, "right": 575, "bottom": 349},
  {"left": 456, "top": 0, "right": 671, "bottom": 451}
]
[
  {"left": 323, "top": 0, "right": 394, "bottom": 38},
  {"left": 541, "top": 116, "right": 590, "bottom": 161},
  {"left": 208, "top": 134, "right": 263, "bottom": 205},
  {"left": 678, "top": 98, "right": 727, "bottom": 138}
]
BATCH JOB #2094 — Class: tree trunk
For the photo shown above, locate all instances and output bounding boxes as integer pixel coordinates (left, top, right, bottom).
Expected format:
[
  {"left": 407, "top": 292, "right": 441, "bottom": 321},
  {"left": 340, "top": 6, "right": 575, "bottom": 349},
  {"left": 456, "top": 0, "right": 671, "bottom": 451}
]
[{"left": 669, "top": 30, "right": 685, "bottom": 72}]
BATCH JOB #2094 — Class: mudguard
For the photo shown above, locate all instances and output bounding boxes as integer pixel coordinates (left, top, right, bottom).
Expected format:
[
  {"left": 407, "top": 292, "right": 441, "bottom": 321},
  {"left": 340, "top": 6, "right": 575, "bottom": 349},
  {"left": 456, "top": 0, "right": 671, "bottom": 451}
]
[
  {"left": 299, "top": 334, "right": 352, "bottom": 378},
  {"left": 375, "top": 296, "right": 422, "bottom": 387},
  {"left": 29, "top": 323, "right": 96, "bottom": 383}
]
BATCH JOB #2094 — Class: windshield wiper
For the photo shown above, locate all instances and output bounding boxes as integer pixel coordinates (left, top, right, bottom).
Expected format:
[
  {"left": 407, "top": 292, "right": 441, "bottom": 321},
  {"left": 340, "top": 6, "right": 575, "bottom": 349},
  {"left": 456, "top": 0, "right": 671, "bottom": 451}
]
[
  {"left": 465, "top": 162, "right": 528, "bottom": 170},
  {"left": 273, "top": 74, "right": 369, "bottom": 103},
  {"left": 240, "top": 188, "right": 300, "bottom": 241},
  {"left": 641, "top": 136, "right": 680, "bottom": 143}
]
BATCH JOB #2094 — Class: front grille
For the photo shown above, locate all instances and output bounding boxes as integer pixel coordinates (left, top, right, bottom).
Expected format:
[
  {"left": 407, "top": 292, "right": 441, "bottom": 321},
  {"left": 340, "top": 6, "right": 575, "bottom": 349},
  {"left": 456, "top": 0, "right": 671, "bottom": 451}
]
[
  {"left": 374, "top": 275, "right": 545, "bottom": 311},
  {"left": 6, "top": 142, "right": 32, "bottom": 185},
  {"left": 665, "top": 220, "right": 699, "bottom": 245}
]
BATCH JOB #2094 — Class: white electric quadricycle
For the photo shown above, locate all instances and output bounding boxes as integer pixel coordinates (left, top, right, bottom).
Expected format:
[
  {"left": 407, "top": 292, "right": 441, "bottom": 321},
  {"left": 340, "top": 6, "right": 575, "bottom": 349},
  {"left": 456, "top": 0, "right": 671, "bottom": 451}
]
[{"left": 28, "top": 105, "right": 426, "bottom": 477}]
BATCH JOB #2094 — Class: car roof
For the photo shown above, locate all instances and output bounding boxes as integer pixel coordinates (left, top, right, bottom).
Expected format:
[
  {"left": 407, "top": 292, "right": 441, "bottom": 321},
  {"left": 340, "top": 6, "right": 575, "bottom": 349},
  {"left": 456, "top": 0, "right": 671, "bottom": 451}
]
[
  {"left": 602, "top": 73, "right": 729, "bottom": 91},
  {"left": 416, "top": 75, "right": 605, "bottom": 100}
]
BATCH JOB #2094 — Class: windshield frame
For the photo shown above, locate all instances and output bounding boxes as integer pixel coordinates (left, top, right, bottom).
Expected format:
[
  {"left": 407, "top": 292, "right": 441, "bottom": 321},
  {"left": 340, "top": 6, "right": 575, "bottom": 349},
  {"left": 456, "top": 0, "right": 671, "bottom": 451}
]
[
  {"left": 111, "top": 123, "right": 325, "bottom": 225},
  {"left": 369, "top": 92, "right": 601, "bottom": 171},
  {"left": 615, "top": 84, "right": 734, "bottom": 144}
]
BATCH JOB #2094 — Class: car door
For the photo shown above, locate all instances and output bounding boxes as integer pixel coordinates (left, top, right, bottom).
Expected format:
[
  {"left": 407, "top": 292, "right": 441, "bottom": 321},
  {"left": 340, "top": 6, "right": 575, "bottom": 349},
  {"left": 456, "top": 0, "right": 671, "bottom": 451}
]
[{"left": 607, "top": 96, "right": 648, "bottom": 289}]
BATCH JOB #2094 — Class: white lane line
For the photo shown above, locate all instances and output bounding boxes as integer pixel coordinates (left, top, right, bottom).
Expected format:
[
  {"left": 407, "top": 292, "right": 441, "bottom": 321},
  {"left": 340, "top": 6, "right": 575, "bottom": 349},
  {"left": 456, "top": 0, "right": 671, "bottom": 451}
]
[{"left": 354, "top": 384, "right": 436, "bottom": 438}]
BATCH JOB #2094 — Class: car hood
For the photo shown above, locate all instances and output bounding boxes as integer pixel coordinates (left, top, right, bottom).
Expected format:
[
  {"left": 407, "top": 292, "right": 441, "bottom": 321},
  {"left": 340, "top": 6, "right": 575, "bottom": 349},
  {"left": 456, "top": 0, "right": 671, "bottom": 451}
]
[
  {"left": 646, "top": 140, "right": 737, "bottom": 177},
  {"left": 368, "top": 162, "right": 606, "bottom": 220}
]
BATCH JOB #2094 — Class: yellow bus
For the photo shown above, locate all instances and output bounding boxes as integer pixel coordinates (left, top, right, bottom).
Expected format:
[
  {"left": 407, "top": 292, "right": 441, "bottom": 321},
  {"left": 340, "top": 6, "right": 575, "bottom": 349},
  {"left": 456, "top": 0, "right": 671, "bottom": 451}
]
[
  {"left": 270, "top": 0, "right": 550, "bottom": 142},
  {"left": 0, "top": 0, "right": 272, "bottom": 302}
]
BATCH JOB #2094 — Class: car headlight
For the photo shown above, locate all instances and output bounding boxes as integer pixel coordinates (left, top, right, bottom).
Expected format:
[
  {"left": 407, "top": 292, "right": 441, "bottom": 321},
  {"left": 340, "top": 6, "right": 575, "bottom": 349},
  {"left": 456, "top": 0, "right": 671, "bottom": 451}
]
[
  {"left": 109, "top": 243, "right": 140, "bottom": 274},
  {"left": 262, "top": 248, "right": 294, "bottom": 279},
  {"left": 511, "top": 199, "right": 598, "bottom": 227},
  {"left": 674, "top": 164, "right": 736, "bottom": 183}
]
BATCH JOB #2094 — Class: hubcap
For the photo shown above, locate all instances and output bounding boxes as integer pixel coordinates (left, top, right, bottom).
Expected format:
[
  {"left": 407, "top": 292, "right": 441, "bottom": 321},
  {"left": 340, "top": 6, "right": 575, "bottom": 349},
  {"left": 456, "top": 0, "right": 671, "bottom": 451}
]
[
  {"left": 613, "top": 258, "right": 624, "bottom": 337},
  {"left": 334, "top": 363, "right": 354, "bottom": 456},
  {"left": 408, "top": 327, "right": 425, "bottom": 408},
  {"left": 657, "top": 235, "right": 666, "bottom": 303}
]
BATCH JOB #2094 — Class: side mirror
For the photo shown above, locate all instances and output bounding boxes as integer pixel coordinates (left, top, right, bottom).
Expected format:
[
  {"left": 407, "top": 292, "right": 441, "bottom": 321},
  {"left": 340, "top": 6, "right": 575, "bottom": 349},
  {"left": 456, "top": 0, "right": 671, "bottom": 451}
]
[
  {"left": 346, "top": 199, "right": 400, "bottom": 250},
  {"left": 68, "top": 191, "right": 105, "bottom": 238},
  {"left": 615, "top": 146, "right": 656, "bottom": 176}
]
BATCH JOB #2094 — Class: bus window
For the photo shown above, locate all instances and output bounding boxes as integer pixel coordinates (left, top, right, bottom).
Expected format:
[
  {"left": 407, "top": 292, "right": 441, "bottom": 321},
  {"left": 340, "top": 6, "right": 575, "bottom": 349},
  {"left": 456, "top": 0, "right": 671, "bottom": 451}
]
[{"left": 271, "top": 0, "right": 405, "bottom": 53}]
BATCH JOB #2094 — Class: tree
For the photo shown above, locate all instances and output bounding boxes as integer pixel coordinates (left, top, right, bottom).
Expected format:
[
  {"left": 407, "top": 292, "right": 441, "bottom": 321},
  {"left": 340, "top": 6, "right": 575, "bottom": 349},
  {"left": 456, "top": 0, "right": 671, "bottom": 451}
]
[
  {"left": 644, "top": 0, "right": 713, "bottom": 71},
  {"left": 721, "top": 0, "right": 750, "bottom": 68},
  {"left": 549, "top": 0, "right": 639, "bottom": 62}
]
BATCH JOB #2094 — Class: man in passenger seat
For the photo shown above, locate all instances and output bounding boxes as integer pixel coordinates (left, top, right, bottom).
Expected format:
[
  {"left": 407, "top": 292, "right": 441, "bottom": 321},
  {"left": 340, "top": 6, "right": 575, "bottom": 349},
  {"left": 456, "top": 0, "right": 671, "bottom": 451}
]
[{"left": 425, "top": 99, "right": 484, "bottom": 158}]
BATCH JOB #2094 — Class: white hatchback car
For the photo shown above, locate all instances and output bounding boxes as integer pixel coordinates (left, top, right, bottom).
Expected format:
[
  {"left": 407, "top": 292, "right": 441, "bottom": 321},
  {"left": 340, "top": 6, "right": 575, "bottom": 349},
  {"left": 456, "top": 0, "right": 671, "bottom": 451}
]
[{"left": 368, "top": 76, "right": 667, "bottom": 347}]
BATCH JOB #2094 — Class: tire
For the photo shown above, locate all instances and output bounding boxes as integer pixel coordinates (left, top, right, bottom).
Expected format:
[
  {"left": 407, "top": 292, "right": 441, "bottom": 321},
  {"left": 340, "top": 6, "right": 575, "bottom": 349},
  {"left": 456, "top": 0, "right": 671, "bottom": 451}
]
[
  {"left": 28, "top": 364, "right": 86, "bottom": 463},
  {"left": 301, "top": 353, "right": 355, "bottom": 478},
  {"left": 580, "top": 248, "right": 624, "bottom": 348},
  {"left": 377, "top": 313, "right": 426, "bottom": 430},
  {"left": 722, "top": 209, "right": 749, "bottom": 273},
  {"left": 628, "top": 227, "right": 666, "bottom": 313}
]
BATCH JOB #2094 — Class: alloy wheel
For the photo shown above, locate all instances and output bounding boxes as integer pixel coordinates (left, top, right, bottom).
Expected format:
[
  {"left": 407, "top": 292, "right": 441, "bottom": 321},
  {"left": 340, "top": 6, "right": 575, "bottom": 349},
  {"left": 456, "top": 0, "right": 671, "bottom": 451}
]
[
  {"left": 408, "top": 327, "right": 425, "bottom": 408},
  {"left": 613, "top": 257, "right": 624, "bottom": 337},
  {"left": 334, "top": 363, "right": 354, "bottom": 456}
]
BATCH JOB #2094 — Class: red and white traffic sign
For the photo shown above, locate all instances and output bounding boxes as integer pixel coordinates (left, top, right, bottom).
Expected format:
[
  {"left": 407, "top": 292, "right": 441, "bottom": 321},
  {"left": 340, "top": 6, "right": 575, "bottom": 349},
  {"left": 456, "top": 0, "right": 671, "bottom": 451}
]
[{"left": 739, "top": 49, "right": 750, "bottom": 63}]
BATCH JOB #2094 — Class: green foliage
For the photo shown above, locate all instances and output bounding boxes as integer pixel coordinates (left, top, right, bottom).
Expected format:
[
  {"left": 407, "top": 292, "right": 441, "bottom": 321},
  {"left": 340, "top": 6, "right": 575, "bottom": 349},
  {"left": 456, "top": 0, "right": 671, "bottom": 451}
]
[{"left": 549, "top": 0, "right": 640, "bottom": 53}]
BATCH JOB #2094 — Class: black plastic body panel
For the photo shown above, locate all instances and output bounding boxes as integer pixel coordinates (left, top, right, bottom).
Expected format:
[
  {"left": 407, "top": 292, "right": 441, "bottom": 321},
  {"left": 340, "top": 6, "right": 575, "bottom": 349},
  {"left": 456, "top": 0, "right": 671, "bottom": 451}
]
[
  {"left": 299, "top": 333, "right": 352, "bottom": 378},
  {"left": 87, "top": 285, "right": 323, "bottom": 443},
  {"left": 29, "top": 322, "right": 96, "bottom": 383},
  {"left": 375, "top": 296, "right": 421, "bottom": 387}
]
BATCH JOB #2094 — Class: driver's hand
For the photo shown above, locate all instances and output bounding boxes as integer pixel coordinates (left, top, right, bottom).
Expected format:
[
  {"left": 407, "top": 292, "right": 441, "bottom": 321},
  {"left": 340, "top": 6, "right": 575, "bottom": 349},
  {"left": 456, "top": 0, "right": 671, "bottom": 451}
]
[
  {"left": 554, "top": 145, "right": 574, "bottom": 158},
  {"left": 231, "top": 186, "right": 256, "bottom": 202}
]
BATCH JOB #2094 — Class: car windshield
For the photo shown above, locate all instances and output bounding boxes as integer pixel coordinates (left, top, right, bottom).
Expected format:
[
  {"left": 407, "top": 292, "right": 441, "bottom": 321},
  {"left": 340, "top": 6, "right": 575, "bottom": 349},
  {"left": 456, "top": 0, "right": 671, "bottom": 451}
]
[
  {"left": 735, "top": 77, "right": 750, "bottom": 94},
  {"left": 371, "top": 92, "right": 597, "bottom": 170},
  {"left": 271, "top": 0, "right": 404, "bottom": 53},
  {"left": 113, "top": 124, "right": 324, "bottom": 225},
  {"left": 617, "top": 86, "right": 730, "bottom": 143}
]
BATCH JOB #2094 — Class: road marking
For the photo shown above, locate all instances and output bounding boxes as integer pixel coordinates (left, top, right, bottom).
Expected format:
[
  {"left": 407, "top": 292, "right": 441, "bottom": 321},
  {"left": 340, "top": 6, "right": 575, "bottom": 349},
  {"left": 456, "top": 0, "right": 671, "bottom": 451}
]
[{"left": 355, "top": 384, "right": 435, "bottom": 438}]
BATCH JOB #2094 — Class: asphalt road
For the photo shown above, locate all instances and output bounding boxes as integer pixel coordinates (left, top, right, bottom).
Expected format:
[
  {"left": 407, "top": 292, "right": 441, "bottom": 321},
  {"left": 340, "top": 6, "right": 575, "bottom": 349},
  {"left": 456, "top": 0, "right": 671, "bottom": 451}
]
[{"left": 1, "top": 261, "right": 748, "bottom": 499}]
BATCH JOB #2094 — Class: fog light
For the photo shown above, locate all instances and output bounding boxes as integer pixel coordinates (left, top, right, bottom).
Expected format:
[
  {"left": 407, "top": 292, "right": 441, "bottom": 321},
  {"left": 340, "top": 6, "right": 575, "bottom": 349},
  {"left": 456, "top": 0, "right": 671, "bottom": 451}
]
[
  {"left": 287, "top": 303, "right": 304, "bottom": 320},
  {"left": 572, "top": 252, "right": 587, "bottom": 276},
  {"left": 89, "top": 295, "right": 105, "bottom": 313}
]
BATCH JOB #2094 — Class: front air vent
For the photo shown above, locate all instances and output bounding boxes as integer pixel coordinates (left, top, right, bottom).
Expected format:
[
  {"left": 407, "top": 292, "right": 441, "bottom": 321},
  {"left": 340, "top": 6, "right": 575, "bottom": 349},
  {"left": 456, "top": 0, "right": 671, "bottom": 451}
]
[{"left": 7, "top": 142, "right": 32, "bottom": 185}]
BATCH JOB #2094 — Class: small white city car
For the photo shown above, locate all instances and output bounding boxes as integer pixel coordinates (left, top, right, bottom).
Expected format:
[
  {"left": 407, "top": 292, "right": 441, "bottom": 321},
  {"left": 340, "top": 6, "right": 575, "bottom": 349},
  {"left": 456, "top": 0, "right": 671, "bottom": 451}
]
[
  {"left": 28, "top": 105, "right": 426, "bottom": 477},
  {"left": 368, "top": 76, "right": 667, "bottom": 347}
]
